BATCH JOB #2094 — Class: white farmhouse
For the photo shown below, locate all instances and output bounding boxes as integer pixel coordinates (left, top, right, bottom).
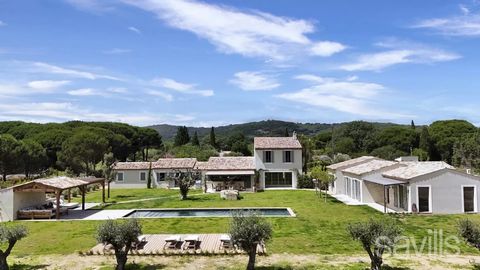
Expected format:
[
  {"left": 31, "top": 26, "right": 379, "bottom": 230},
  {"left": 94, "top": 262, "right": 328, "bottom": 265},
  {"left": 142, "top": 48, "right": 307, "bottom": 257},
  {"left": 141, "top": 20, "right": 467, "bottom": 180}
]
[
  {"left": 254, "top": 133, "right": 303, "bottom": 189},
  {"left": 328, "top": 156, "right": 480, "bottom": 214},
  {"left": 111, "top": 134, "right": 304, "bottom": 190}
]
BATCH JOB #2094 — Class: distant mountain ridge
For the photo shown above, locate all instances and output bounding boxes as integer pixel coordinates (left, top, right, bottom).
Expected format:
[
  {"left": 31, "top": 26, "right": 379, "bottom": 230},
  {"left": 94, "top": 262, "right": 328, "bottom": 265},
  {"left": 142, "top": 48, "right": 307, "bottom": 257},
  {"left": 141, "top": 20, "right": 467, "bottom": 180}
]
[{"left": 148, "top": 120, "right": 407, "bottom": 140}]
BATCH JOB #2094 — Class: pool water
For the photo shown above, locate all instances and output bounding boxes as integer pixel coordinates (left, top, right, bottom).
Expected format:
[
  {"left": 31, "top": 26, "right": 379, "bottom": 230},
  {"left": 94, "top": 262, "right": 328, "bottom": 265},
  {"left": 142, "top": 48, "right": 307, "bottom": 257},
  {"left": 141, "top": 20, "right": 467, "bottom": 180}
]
[{"left": 124, "top": 208, "right": 294, "bottom": 218}]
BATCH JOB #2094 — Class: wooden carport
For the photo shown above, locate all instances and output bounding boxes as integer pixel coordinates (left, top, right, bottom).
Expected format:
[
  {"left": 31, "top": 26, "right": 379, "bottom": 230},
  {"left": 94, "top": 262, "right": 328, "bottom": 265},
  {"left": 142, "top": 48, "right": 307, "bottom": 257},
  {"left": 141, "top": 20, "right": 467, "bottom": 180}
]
[{"left": 13, "top": 176, "right": 105, "bottom": 219}]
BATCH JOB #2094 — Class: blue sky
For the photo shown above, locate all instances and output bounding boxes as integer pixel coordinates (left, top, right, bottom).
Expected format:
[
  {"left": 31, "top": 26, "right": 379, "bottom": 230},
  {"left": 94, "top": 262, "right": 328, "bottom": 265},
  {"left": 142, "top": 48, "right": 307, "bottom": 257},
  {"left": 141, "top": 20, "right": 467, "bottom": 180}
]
[{"left": 1, "top": 0, "right": 480, "bottom": 127}]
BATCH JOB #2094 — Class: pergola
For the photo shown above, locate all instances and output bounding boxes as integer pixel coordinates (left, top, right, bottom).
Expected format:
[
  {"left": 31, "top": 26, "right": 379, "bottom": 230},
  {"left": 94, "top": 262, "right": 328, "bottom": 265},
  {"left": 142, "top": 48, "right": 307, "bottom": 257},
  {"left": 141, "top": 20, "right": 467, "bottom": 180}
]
[{"left": 13, "top": 176, "right": 105, "bottom": 219}]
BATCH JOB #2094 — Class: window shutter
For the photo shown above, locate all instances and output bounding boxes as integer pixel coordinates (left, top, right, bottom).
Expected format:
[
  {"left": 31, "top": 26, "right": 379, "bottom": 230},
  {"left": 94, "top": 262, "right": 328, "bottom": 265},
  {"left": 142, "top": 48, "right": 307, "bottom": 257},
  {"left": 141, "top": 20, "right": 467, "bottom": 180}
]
[
  {"left": 291, "top": 151, "right": 294, "bottom": 163},
  {"left": 271, "top": 151, "right": 274, "bottom": 163},
  {"left": 263, "top": 151, "right": 266, "bottom": 162}
]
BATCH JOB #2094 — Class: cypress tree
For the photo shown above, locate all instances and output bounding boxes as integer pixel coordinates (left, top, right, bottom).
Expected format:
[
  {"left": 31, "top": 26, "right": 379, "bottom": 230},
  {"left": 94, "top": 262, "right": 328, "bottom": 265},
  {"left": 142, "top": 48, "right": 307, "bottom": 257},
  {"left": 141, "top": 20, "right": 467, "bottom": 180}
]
[
  {"left": 147, "top": 162, "right": 152, "bottom": 189},
  {"left": 192, "top": 131, "right": 200, "bottom": 146},
  {"left": 174, "top": 126, "right": 190, "bottom": 146},
  {"left": 210, "top": 127, "right": 216, "bottom": 148},
  {"left": 284, "top": 128, "right": 289, "bottom": 137}
]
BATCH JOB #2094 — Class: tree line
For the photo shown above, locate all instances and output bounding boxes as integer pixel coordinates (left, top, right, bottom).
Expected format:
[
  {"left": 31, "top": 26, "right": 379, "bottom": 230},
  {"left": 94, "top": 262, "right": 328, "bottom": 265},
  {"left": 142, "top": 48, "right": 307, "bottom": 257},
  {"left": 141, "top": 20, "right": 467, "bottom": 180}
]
[
  {"left": 301, "top": 119, "right": 480, "bottom": 172},
  {"left": 0, "top": 121, "right": 162, "bottom": 179}
]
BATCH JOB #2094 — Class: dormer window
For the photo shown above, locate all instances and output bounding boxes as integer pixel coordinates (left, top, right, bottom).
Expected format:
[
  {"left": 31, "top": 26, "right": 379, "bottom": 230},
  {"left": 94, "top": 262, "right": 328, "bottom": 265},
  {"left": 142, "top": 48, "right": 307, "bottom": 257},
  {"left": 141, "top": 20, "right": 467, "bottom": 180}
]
[{"left": 263, "top": 150, "right": 273, "bottom": 163}]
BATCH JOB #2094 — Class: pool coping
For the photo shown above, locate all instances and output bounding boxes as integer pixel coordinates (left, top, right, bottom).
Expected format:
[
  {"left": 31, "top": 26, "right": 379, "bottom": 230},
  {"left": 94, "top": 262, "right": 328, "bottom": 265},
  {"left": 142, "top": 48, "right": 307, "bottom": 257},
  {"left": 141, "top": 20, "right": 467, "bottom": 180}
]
[{"left": 123, "top": 207, "right": 296, "bottom": 218}]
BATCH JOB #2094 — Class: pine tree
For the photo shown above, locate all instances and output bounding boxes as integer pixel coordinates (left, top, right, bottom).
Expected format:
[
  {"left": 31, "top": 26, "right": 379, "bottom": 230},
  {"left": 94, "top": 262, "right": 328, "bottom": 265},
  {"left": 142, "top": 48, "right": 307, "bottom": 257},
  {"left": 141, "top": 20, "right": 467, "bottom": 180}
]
[
  {"left": 192, "top": 131, "right": 200, "bottom": 146},
  {"left": 411, "top": 120, "right": 416, "bottom": 130},
  {"left": 210, "top": 127, "right": 217, "bottom": 148}
]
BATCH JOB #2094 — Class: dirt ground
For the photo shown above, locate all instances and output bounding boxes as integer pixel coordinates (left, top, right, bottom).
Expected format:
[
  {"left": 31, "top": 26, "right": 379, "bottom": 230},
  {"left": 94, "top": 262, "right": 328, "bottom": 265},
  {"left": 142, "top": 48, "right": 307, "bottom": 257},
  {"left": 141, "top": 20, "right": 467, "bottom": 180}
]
[{"left": 10, "top": 253, "right": 480, "bottom": 270}]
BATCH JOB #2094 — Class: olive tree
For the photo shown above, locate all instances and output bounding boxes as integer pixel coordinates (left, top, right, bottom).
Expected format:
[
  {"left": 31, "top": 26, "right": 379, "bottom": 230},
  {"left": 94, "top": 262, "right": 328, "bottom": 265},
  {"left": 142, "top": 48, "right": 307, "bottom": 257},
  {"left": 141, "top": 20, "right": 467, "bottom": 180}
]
[
  {"left": 0, "top": 224, "right": 27, "bottom": 270},
  {"left": 96, "top": 219, "right": 142, "bottom": 270},
  {"left": 347, "top": 218, "right": 402, "bottom": 270},
  {"left": 229, "top": 211, "right": 272, "bottom": 270},
  {"left": 169, "top": 169, "right": 200, "bottom": 200},
  {"left": 310, "top": 166, "right": 334, "bottom": 202}
]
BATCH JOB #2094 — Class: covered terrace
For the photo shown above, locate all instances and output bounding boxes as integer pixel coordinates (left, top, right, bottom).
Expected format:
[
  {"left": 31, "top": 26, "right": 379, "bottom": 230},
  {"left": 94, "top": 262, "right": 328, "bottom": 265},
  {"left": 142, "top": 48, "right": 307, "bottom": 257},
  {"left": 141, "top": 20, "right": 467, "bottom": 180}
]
[{"left": 7, "top": 176, "right": 105, "bottom": 220}]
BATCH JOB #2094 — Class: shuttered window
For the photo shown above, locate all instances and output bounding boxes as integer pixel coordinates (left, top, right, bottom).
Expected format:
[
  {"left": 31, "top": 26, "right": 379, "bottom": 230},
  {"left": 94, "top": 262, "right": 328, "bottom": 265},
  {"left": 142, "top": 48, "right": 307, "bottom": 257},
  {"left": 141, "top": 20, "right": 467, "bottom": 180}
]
[
  {"left": 283, "top": 151, "right": 293, "bottom": 163},
  {"left": 263, "top": 151, "right": 273, "bottom": 163}
]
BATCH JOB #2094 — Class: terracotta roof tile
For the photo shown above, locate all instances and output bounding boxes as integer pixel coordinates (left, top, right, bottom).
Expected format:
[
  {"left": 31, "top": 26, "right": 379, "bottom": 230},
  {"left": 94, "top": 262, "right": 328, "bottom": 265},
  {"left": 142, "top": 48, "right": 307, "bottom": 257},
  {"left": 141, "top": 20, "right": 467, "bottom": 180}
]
[
  {"left": 382, "top": 161, "right": 454, "bottom": 180},
  {"left": 327, "top": 156, "right": 376, "bottom": 170},
  {"left": 342, "top": 159, "right": 397, "bottom": 175},
  {"left": 113, "top": 158, "right": 197, "bottom": 170},
  {"left": 254, "top": 137, "right": 302, "bottom": 149},
  {"left": 206, "top": 157, "right": 255, "bottom": 171}
]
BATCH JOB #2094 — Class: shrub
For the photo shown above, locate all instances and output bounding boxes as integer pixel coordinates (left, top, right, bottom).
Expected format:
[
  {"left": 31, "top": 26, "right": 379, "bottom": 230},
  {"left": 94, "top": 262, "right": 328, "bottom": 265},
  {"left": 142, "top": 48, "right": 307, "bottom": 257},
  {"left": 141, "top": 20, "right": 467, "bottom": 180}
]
[
  {"left": 458, "top": 219, "right": 480, "bottom": 249},
  {"left": 296, "top": 173, "right": 314, "bottom": 189}
]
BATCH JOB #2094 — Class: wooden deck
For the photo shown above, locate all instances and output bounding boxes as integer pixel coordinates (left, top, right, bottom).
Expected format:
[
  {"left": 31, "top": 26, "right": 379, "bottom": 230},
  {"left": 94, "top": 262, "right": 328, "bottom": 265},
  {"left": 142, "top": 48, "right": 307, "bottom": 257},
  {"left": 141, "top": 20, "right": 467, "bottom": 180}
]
[{"left": 90, "top": 234, "right": 266, "bottom": 255}]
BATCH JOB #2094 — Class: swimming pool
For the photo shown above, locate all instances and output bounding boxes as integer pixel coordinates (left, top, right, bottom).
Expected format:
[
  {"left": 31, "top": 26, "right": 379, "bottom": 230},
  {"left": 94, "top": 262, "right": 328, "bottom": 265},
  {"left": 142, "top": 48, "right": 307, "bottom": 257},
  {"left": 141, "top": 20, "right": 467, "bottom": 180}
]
[{"left": 124, "top": 207, "right": 295, "bottom": 218}]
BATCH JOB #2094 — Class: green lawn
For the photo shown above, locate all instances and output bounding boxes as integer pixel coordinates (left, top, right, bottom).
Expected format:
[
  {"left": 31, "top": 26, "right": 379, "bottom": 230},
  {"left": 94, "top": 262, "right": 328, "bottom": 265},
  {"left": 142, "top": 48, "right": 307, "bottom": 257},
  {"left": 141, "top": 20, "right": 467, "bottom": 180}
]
[{"left": 10, "top": 189, "right": 480, "bottom": 257}]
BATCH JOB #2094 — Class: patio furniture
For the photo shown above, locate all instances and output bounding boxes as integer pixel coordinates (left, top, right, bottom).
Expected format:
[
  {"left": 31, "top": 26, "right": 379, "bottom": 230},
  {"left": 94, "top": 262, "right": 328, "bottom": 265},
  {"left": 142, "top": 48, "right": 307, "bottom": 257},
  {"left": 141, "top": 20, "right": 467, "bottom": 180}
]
[
  {"left": 164, "top": 235, "right": 182, "bottom": 249},
  {"left": 219, "top": 234, "right": 232, "bottom": 250},
  {"left": 132, "top": 235, "right": 147, "bottom": 250},
  {"left": 183, "top": 235, "right": 200, "bottom": 250},
  {"left": 17, "top": 209, "right": 55, "bottom": 219}
]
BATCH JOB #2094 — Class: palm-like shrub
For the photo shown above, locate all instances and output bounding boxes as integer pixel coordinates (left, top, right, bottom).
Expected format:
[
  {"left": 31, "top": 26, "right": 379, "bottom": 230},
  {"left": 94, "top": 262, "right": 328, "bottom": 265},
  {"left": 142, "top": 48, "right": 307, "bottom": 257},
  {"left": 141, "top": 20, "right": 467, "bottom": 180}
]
[{"left": 229, "top": 211, "right": 272, "bottom": 270}]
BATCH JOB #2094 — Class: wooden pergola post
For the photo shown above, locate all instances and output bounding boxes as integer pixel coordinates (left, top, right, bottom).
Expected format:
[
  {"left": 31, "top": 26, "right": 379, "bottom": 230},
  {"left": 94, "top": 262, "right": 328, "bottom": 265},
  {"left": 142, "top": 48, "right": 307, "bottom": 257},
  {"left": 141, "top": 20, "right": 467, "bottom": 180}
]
[
  {"left": 55, "top": 190, "right": 61, "bottom": 220},
  {"left": 102, "top": 180, "right": 105, "bottom": 203},
  {"left": 67, "top": 189, "right": 71, "bottom": 203},
  {"left": 81, "top": 186, "right": 86, "bottom": 210},
  {"left": 383, "top": 186, "right": 387, "bottom": 214}
]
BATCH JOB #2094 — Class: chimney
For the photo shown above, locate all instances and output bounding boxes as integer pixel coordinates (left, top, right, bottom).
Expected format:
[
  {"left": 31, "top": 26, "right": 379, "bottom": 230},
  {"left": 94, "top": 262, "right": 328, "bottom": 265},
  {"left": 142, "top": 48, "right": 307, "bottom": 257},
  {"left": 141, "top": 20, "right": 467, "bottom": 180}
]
[{"left": 292, "top": 131, "right": 297, "bottom": 139}]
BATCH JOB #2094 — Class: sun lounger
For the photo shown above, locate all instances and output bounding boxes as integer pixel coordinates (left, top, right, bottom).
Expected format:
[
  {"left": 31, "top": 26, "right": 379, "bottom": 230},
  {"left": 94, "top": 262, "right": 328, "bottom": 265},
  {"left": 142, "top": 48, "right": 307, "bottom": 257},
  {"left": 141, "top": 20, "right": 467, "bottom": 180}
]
[
  {"left": 183, "top": 235, "right": 200, "bottom": 250},
  {"left": 164, "top": 235, "right": 182, "bottom": 249},
  {"left": 132, "top": 235, "right": 148, "bottom": 250},
  {"left": 219, "top": 234, "right": 232, "bottom": 249}
]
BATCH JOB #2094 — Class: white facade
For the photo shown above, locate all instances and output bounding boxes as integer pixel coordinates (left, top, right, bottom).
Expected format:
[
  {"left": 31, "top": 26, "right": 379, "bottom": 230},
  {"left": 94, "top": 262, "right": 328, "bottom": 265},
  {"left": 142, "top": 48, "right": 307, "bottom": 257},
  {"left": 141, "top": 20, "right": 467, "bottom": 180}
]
[
  {"left": 112, "top": 136, "right": 304, "bottom": 190},
  {"left": 328, "top": 156, "right": 480, "bottom": 214},
  {"left": 254, "top": 149, "right": 303, "bottom": 189},
  {"left": 0, "top": 189, "right": 46, "bottom": 221}
]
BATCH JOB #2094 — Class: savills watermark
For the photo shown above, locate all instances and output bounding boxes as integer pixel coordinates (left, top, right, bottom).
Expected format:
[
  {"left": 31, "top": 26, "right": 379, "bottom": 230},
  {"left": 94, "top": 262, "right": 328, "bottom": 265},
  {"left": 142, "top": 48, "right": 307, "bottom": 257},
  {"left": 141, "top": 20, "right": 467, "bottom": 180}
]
[{"left": 377, "top": 229, "right": 461, "bottom": 255}]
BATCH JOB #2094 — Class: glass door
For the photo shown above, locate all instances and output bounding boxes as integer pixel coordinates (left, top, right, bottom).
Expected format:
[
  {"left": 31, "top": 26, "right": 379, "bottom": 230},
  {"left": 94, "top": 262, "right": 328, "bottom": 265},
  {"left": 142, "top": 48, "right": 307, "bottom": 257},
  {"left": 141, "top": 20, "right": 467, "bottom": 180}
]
[{"left": 463, "top": 186, "right": 475, "bottom": 212}]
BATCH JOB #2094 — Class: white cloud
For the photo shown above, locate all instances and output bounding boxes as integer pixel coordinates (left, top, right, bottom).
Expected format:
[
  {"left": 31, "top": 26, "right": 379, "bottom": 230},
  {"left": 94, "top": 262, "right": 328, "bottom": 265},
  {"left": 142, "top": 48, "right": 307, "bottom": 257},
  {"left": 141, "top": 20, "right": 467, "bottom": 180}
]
[
  {"left": 32, "top": 62, "right": 122, "bottom": 80},
  {"left": 0, "top": 102, "right": 194, "bottom": 126},
  {"left": 340, "top": 41, "right": 460, "bottom": 71},
  {"left": 107, "top": 87, "right": 128, "bottom": 93},
  {"left": 65, "top": 0, "right": 115, "bottom": 12},
  {"left": 294, "top": 74, "right": 330, "bottom": 84},
  {"left": 310, "top": 41, "right": 346, "bottom": 57},
  {"left": 120, "top": 0, "right": 345, "bottom": 61},
  {"left": 68, "top": 88, "right": 100, "bottom": 96},
  {"left": 128, "top": 26, "right": 141, "bottom": 34},
  {"left": 230, "top": 71, "right": 280, "bottom": 91},
  {"left": 27, "top": 80, "right": 70, "bottom": 91},
  {"left": 0, "top": 21, "right": 6, "bottom": 27},
  {"left": 278, "top": 75, "right": 411, "bottom": 119},
  {"left": 412, "top": 9, "right": 480, "bottom": 36},
  {"left": 346, "top": 75, "right": 358, "bottom": 81},
  {"left": 151, "top": 77, "right": 214, "bottom": 96},
  {"left": 146, "top": 89, "right": 174, "bottom": 102},
  {"left": 103, "top": 48, "right": 131, "bottom": 54}
]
